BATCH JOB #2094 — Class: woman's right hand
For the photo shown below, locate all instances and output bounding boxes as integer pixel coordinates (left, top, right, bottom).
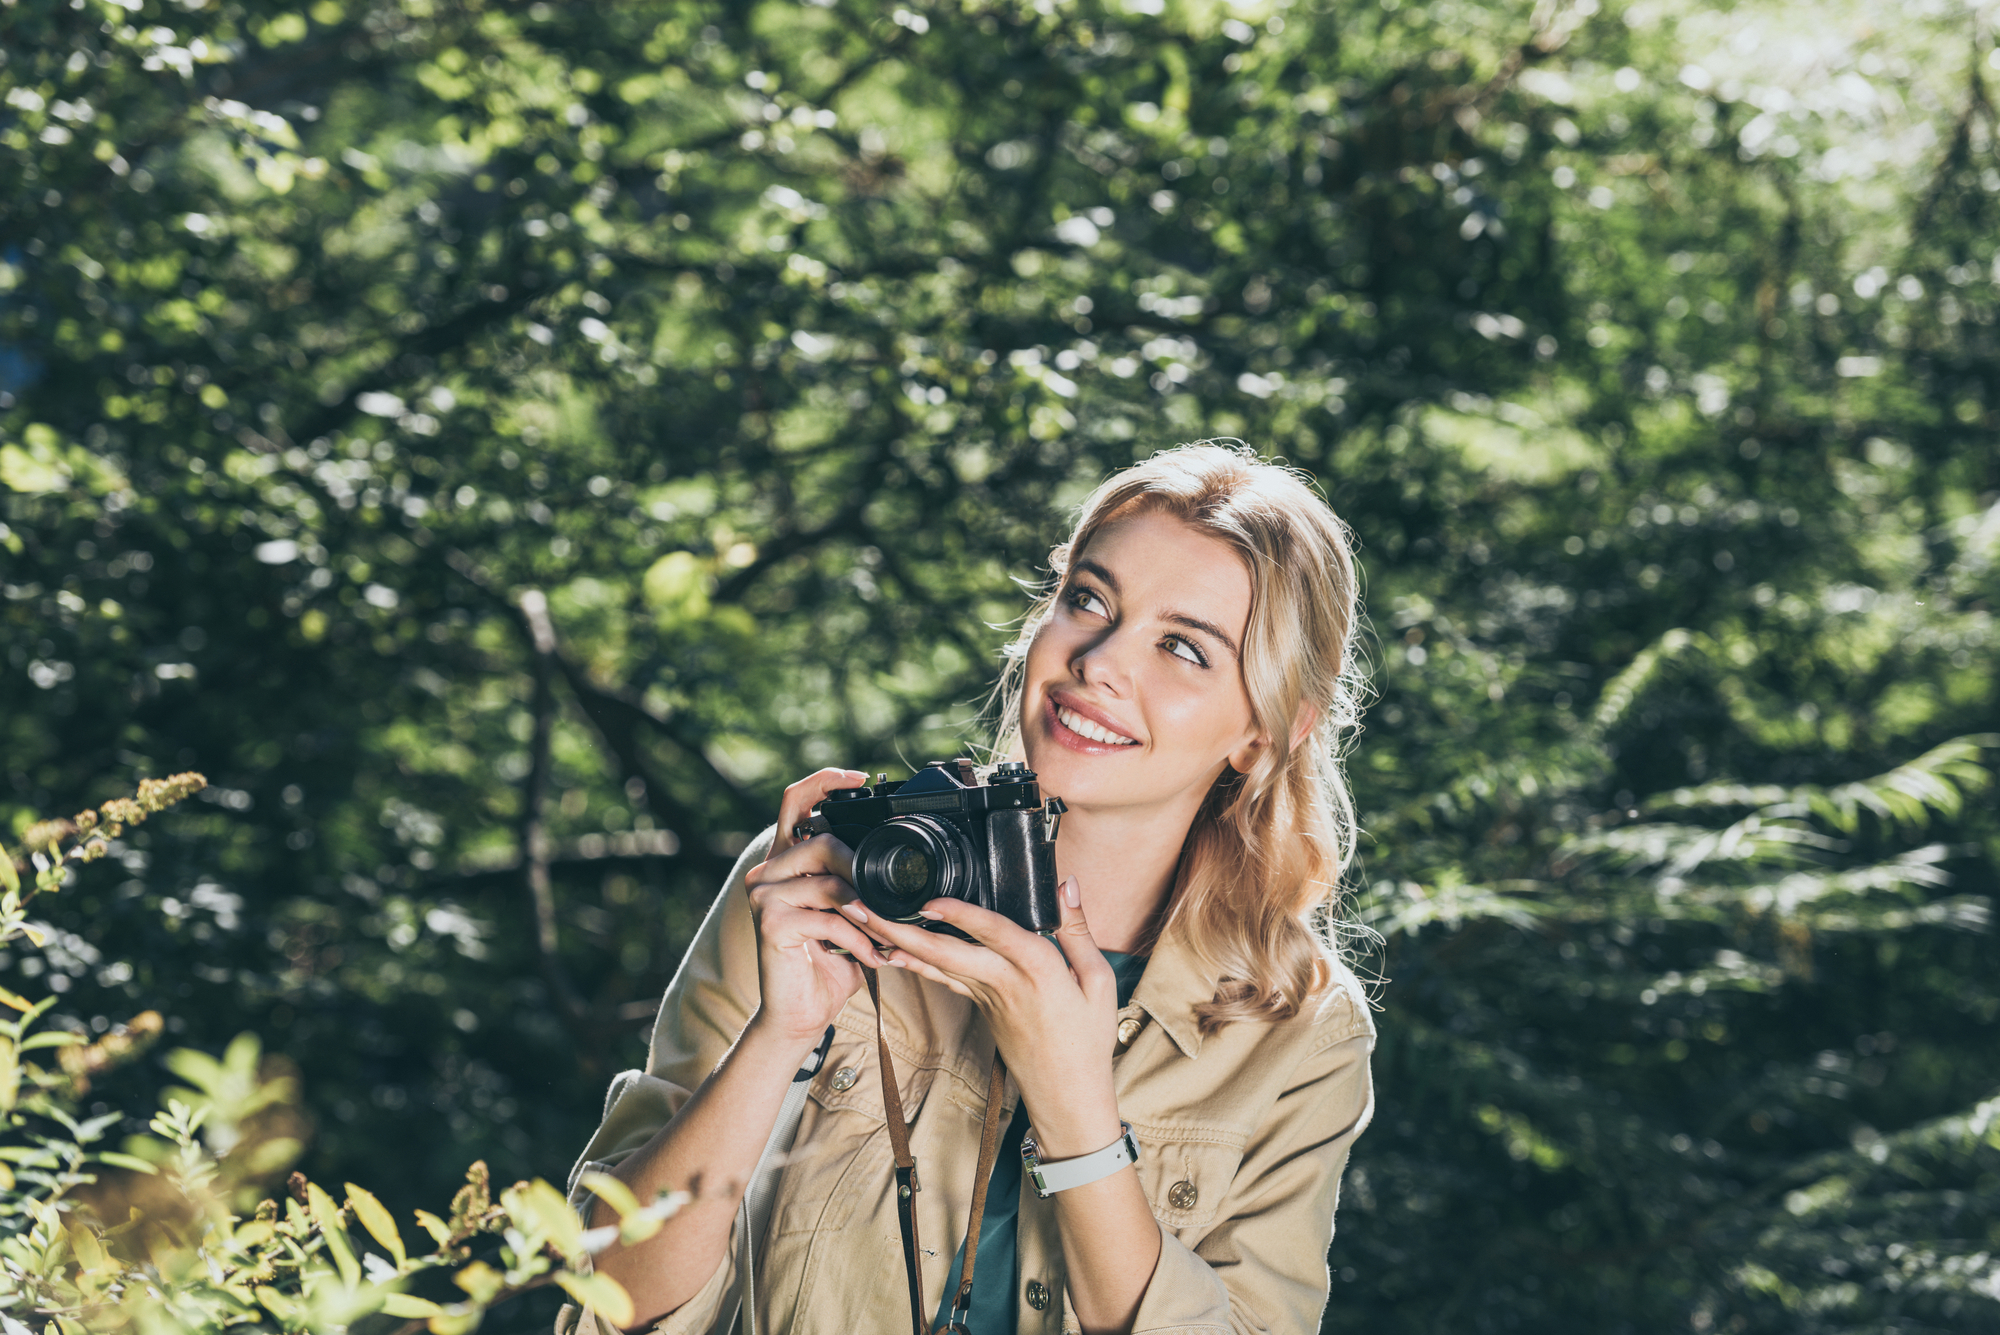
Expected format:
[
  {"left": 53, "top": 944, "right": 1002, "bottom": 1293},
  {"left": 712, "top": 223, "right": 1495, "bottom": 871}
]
[{"left": 741, "top": 768, "right": 892, "bottom": 1053}]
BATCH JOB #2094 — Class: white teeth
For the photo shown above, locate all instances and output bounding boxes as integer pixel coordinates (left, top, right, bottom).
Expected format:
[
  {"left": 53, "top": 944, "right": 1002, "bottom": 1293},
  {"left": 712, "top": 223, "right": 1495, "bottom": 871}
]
[{"left": 1058, "top": 706, "right": 1136, "bottom": 746}]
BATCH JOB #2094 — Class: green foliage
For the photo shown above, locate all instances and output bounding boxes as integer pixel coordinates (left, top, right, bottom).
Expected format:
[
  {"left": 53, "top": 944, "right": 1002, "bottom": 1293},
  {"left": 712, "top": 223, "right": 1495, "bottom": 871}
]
[
  {"left": 2, "top": 0, "right": 1998, "bottom": 1331},
  {"left": 1, "top": 779, "right": 650, "bottom": 1332}
]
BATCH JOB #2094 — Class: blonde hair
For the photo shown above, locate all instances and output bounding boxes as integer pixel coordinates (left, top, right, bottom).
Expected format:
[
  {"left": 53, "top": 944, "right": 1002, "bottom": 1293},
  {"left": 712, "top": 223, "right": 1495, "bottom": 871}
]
[{"left": 990, "top": 442, "right": 1366, "bottom": 1032}]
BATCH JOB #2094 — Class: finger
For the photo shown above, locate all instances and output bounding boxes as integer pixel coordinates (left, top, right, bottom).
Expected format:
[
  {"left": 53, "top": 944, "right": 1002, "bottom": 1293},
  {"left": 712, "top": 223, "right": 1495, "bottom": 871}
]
[
  {"left": 837, "top": 903, "right": 1003, "bottom": 983},
  {"left": 769, "top": 907, "right": 893, "bottom": 967},
  {"left": 748, "top": 832, "right": 858, "bottom": 888},
  {"left": 1048, "top": 877, "right": 1117, "bottom": 1005},
  {"left": 750, "top": 873, "right": 860, "bottom": 914},
  {"left": 772, "top": 768, "right": 871, "bottom": 854},
  {"left": 804, "top": 935, "right": 877, "bottom": 980},
  {"left": 910, "top": 897, "right": 1063, "bottom": 975},
  {"left": 881, "top": 947, "right": 976, "bottom": 1000}
]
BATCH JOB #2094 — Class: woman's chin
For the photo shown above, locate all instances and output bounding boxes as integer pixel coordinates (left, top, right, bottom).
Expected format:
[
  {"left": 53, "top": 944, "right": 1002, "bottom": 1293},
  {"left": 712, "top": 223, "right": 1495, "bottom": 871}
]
[{"left": 1023, "top": 737, "right": 1131, "bottom": 802}]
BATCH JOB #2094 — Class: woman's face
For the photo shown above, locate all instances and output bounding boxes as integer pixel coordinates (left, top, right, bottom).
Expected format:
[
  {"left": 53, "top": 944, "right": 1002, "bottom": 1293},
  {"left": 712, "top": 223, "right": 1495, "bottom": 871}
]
[{"left": 1019, "top": 507, "right": 1267, "bottom": 819}]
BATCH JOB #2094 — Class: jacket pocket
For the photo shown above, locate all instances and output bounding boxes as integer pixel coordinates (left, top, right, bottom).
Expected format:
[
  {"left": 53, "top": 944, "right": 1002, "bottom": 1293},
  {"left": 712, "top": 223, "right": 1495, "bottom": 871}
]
[
  {"left": 1132, "top": 1131, "right": 1243, "bottom": 1232},
  {"left": 771, "top": 1029, "right": 933, "bottom": 1239},
  {"left": 808, "top": 1026, "right": 936, "bottom": 1125},
  {"left": 770, "top": 1099, "right": 881, "bottom": 1237}
]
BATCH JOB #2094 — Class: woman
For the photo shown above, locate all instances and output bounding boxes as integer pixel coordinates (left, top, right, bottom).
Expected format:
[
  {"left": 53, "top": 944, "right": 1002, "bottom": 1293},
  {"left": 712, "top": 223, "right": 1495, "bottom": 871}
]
[{"left": 565, "top": 443, "right": 1375, "bottom": 1334}]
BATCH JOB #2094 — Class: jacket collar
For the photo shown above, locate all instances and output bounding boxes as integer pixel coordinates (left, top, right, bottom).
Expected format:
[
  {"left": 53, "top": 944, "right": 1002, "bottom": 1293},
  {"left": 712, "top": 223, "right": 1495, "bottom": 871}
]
[{"left": 1130, "top": 927, "right": 1220, "bottom": 1061}]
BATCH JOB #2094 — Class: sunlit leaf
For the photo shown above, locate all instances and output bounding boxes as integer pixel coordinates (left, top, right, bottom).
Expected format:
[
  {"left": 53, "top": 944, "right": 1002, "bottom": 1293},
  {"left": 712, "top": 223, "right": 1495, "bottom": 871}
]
[
  {"left": 555, "top": 1271, "right": 635, "bottom": 1327},
  {"left": 92, "top": 1151, "right": 159, "bottom": 1175},
  {"left": 307, "top": 1180, "right": 361, "bottom": 1289},
  {"left": 502, "top": 1177, "right": 586, "bottom": 1262},
  {"left": 66, "top": 1221, "right": 110, "bottom": 1274},
  {"left": 413, "top": 1208, "right": 453, "bottom": 1247},
  {"left": 577, "top": 1170, "right": 640, "bottom": 1220},
  {"left": 452, "top": 1258, "right": 504, "bottom": 1303},
  {"left": 346, "top": 1181, "right": 407, "bottom": 1266}
]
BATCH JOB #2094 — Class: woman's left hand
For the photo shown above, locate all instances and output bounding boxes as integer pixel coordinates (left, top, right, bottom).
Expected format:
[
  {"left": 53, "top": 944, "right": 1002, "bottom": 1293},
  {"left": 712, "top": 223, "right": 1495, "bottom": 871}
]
[{"left": 839, "top": 878, "right": 1127, "bottom": 1158}]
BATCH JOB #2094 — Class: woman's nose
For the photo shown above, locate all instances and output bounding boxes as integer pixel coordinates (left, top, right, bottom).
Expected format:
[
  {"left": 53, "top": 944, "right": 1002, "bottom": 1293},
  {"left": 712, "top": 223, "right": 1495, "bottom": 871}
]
[{"left": 1068, "top": 625, "right": 1140, "bottom": 693}]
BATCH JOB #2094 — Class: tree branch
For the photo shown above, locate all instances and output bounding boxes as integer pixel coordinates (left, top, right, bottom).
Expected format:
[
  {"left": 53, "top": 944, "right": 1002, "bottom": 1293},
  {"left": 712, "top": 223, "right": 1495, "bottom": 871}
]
[
  {"left": 444, "top": 549, "right": 766, "bottom": 831},
  {"left": 516, "top": 588, "right": 590, "bottom": 1034}
]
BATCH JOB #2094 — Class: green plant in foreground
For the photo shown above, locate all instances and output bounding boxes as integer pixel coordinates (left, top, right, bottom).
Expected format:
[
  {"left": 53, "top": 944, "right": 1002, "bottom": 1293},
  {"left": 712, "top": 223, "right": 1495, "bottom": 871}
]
[
  {"left": 0, "top": 777, "right": 676, "bottom": 1333},
  {"left": 0, "top": 772, "right": 207, "bottom": 987}
]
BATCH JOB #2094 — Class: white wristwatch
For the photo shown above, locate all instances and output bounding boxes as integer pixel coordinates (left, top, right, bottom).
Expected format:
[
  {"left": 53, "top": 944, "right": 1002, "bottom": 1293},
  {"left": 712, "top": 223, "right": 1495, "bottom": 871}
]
[{"left": 1020, "top": 1122, "right": 1141, "bottom": 1198}]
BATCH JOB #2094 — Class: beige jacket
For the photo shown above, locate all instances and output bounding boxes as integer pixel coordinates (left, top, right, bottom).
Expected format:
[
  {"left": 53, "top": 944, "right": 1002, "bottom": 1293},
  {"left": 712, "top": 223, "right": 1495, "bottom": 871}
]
[{"left": 564, "top": 830, "right": 1375, "bottom": 1335}]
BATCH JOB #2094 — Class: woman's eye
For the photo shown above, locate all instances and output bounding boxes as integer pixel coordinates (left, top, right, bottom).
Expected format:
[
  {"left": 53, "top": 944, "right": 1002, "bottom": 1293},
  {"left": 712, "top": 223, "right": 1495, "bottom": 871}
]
[
  {"left": 1070, "top": 587, "right": 1108, "bottom": 617},
  {"left": 1165, "top": 636, "right": 1207, "bottom": 667}
]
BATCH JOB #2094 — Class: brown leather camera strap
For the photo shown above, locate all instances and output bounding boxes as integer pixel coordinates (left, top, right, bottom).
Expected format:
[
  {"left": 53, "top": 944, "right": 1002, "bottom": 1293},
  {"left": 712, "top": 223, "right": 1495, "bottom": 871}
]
[
  {"left": 944, "top": 1053, "right": 1009, "bottom": 1333},
  {"left": 864, "top": 966, "right": 1010, "bottom": 1335}
]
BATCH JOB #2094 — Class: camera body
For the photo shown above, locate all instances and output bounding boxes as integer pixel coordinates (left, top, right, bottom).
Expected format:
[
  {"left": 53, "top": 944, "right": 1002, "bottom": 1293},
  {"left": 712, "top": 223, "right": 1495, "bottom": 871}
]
[{"left": 792, "top": 759, "right": 1067, "bottom": 940}]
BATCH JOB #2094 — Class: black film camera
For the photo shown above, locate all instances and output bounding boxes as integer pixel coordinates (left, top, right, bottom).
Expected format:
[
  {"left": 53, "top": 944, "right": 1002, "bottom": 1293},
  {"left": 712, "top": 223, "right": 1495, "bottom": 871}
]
[{"left": 792, "top": 759, "right": 1067, "bottom": 940}]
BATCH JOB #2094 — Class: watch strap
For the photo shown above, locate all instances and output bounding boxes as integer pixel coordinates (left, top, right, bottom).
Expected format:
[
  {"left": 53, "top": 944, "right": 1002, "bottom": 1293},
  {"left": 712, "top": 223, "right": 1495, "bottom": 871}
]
[{"left": 1021, "top": 1121, "right": 1140, "bottom": 1198}]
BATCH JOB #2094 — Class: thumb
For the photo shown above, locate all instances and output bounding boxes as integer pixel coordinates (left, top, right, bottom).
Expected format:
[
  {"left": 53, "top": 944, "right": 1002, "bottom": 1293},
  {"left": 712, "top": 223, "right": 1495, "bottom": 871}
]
[{"left": 1049, "top": 876, "right": 1114, "bottom": 1003}]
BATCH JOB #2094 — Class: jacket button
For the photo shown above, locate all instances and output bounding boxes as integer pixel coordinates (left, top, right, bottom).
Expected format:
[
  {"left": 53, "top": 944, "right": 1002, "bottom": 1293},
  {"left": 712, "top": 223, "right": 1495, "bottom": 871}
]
[
  {"left": 1025, "top": 1279, "right": 1049, "bottom": 1311},
  {"left": 829, "top": 1066, "right": 858, "bottom": 1092},
  {"left": 1115, "top": 1017, "right": 1141, "bottom": 1045},
  {"left": 1167, "top": 1180, "right": 1199, "bottom": 1210}
]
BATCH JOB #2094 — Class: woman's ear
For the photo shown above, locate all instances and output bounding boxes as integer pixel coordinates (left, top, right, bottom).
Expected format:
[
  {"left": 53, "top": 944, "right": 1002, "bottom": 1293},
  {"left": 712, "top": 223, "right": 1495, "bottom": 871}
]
[
  {"left": 1288, "top": 703, "right": 1319, "bottom": 752},
  {"left": 1225, "top": 733, "right": 1265, "bottom": 775},
  {"left": 1226, "top": 704, "right": 1317, "bottom": 774}
]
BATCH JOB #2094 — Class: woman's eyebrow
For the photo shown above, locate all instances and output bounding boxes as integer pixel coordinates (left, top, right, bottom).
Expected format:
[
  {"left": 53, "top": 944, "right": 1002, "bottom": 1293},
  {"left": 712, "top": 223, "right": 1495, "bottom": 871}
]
[
  {"left": 1074, "top": 558, "right": 1241, "bottom": 660},
  {"left": 1073, "top": 558, "right": 1121, "bottom": 594}
]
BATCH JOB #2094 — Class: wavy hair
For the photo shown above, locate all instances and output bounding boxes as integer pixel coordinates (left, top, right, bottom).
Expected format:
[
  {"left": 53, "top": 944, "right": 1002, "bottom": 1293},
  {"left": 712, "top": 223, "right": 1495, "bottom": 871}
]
[{"left": 989, "top": 442, "right": 1367, "bottom": 1032}]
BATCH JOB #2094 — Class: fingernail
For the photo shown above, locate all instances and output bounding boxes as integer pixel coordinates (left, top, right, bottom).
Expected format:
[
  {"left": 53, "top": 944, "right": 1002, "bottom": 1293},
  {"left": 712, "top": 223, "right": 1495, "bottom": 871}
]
[
  {"left": 917, "top": 909, "right": 943, "bottom": 920},
  {"left": 1065, "top": 876, "right": 1080, "bottom": 908},
  {"left": 842, "top": 903, "right": 868, "bottom": 921}
]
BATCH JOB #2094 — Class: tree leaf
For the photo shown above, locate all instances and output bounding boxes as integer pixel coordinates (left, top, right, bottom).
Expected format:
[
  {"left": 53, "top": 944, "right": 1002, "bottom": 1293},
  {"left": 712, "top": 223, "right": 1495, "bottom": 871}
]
[
  {"left": 576, "top": 1170, "right": 640, "bottom": 1220},
  {"left": 66, "top": 1221, "right": 110, "bottom": 1274},
  {"left": 307, "top": 1179, "right": 361, "bottom": 1289},
  {"left": 413, "top": 1208, "right": 452, "bottom": 1247},
  {"left": 346, "top": 1181, "right": 406, "bottom": 1267},
  {"left": 555, "top": 1271, "right": 635, "bottom": 1327},
  {"left": 502, "top": 1177, "right": 586, "bottom": 1262},
  {"left": 255, "top": 1287, "right": 299, "bottom": 1321},
  {"left": 92, "top": 1151, "right": 159, "bottom": 1175},
  {"left": 452, "top": 1258, "right": 504, "bottom": 1304}
]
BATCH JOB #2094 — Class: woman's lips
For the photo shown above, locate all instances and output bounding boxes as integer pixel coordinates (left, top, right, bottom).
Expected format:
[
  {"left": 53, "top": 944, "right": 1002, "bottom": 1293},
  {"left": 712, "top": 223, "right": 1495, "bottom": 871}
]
[{"left": 1045, "top": 693, "right": 1140, "bottom": 752}]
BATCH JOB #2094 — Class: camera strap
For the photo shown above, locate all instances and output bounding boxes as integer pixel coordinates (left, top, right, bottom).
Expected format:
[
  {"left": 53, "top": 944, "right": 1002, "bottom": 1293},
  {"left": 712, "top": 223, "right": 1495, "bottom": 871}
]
[{"left": 863, "top": 967, "right": 1011, "bottom": 1335}]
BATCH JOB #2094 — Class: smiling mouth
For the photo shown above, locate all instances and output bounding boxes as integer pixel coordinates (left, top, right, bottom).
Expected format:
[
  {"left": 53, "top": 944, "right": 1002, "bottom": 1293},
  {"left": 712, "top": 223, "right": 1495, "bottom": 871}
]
[{"left": 1055, "top": 703, "right": 1139, "bottom": 746}]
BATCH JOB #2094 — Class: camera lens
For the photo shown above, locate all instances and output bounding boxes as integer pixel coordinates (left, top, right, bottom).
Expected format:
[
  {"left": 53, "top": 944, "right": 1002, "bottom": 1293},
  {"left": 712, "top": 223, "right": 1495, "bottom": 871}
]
[
  {"left": 854, "top": 816, "right": 976, "bottom": 921},
  {"left": 882, "top": 845, "right": 931, "bottom": 898}
]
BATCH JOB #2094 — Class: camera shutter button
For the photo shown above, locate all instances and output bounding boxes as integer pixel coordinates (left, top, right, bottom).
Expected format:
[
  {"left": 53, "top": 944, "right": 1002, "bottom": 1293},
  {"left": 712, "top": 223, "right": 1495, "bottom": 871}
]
[
  {"left": 1116, "top": 1016, "right": 1142, "bottom": 1045},
  {"left": 830, "top": 1066, "right": 859, "bottom": 1092}
]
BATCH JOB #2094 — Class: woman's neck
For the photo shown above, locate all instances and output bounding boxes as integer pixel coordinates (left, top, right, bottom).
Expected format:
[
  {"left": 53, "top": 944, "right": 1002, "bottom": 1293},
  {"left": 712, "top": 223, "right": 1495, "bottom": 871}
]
[{"left": 1051, "top": 799, "right": 1202, "bottom": 955}]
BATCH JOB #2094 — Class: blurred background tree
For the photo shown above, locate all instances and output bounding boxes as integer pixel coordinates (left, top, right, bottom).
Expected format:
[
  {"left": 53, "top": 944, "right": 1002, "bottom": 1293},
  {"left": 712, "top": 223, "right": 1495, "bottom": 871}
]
[{"left": 3, "top": 0, "right": 1997, "bottom": 1330}]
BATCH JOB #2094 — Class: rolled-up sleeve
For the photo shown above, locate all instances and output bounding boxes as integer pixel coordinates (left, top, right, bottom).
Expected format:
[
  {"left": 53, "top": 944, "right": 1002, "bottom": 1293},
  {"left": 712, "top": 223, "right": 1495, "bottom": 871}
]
[
  {"left": 559, "top": 829, "right": 776, "bottom": 1335},
  {"left": 1123, "top": 1025, "right": 1376, "bottom": 1335}
]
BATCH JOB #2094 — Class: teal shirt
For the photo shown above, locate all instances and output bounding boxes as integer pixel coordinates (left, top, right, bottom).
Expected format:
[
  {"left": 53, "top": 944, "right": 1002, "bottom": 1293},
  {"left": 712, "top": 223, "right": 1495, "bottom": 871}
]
[{"left": 932, "top": 950, "right": 1149, "bottom": 1333}]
